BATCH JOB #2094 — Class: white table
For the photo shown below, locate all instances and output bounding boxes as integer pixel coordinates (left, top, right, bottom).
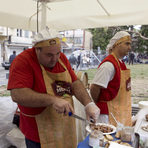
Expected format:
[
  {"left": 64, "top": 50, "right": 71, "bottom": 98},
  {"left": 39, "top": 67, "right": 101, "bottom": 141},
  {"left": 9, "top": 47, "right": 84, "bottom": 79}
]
[{"left": 134, "top": 108, "right": 148, "bottom": 147}]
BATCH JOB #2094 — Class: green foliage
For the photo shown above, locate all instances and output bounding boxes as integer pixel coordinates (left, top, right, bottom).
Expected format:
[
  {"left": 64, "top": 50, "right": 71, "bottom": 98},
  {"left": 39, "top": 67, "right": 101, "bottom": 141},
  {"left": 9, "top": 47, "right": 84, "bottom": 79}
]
[
  {"left": 89, "top": 26, "right": 133, "bottom": 52},
  {"left": 84, "top": 64, "right": 148, "bottom": 82},
  {"left": 83, "top": 64, "right": 148, "bottom": 104},
  {"left": 89, "top": 25, "right": 148, "bottom": 54},
  {"left": 127, "top": 64, "right": 148, "bottom": 79},
  {"left": 89, "top": 28, "right": 109, "bottom": 51},
  {"left": 138, "top": 25, "right": 148, "bottom": 53}
]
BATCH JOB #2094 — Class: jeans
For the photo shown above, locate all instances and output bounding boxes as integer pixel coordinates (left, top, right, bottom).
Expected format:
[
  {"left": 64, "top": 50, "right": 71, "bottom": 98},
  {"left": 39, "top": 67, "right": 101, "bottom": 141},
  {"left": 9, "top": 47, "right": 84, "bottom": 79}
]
[{"left": 25, "top": 138, "right": 41, "bottom": 148}]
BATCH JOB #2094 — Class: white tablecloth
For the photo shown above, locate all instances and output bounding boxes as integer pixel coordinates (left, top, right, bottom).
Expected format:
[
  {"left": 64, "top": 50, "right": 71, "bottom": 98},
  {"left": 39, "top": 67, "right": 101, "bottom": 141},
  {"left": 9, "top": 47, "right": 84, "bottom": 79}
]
[
  {"left": 73, "top": 96, "right": 87, "bottom": 144},
  {"left": 134, "top": 108, "right": 148, "bottom": 147}
]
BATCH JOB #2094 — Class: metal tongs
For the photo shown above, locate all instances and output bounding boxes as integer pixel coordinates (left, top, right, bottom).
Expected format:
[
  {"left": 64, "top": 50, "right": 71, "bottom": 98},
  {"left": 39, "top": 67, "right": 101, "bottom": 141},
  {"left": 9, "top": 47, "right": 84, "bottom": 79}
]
[{"left": 68, "top": 112, "right": 95, "bottom": 125}]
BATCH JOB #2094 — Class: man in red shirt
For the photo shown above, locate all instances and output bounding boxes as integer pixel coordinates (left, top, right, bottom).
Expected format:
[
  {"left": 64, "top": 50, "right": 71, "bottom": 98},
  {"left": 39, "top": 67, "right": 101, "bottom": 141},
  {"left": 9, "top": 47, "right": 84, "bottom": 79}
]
[
  {"left": 8, "top": 28, "right": 100, "bottom": 148},
  {"left": 90, "top": 31, "right": 132, "bottom": 127}
]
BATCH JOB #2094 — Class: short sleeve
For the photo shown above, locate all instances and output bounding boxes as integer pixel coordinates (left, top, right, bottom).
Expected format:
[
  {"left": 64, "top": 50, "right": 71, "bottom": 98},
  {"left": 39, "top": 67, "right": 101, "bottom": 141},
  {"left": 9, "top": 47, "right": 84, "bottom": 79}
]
[
  {"left": 7, "top": 56, "right": 34, "bottom": 90},
  {"left": 92, "top": 62, "right": 115, "bottom": 88}
]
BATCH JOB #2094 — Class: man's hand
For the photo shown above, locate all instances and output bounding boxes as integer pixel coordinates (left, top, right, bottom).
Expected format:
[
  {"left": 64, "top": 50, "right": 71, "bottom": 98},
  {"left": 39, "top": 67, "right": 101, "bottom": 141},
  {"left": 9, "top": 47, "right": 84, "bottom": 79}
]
[
  {"left": 85, "top": 102, "right": 100, "bottom": 123},
  {"left": 52, "top": 97, "right": 74, "bottom": 115}
]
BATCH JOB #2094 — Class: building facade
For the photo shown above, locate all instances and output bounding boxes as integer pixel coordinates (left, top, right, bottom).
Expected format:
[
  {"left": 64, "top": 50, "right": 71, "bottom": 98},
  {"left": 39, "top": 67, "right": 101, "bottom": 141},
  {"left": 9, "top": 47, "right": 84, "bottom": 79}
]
[
  {"left": 60, "top": 29, "right": 93, "bottom": 58},
  {"left": 0, "top": 26, "right": 33, "bottom": 63},
  {"left": 0, "top": 27, "right": 92, "bottom": 63}
]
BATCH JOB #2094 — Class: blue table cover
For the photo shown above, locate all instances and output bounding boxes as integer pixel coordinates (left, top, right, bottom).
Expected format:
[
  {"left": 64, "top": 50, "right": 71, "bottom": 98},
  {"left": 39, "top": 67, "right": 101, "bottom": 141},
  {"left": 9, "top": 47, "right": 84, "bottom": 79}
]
[
  {"left": 77, "top": 134, "right": 132, "bottom": 148},
  {"left": 77, "top": 135, "right": 90, "bottom": 148}
]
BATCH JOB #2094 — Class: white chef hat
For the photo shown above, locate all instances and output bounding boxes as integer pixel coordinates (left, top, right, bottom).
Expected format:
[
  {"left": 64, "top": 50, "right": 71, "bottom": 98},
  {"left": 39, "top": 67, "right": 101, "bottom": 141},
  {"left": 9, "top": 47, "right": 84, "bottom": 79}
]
[
  {"left": 106, "top": 31, "right": 131, "bottom": 52},
  {"left": 32, "top": 27, "right": 61, "bottom": 47}
]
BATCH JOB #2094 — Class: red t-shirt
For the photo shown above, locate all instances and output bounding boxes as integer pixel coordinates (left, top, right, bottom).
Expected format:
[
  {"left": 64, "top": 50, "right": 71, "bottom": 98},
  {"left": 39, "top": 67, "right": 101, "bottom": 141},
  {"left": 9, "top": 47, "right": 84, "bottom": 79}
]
[{"left": 7, "top": 47, "right": 77, "bottom": 142}]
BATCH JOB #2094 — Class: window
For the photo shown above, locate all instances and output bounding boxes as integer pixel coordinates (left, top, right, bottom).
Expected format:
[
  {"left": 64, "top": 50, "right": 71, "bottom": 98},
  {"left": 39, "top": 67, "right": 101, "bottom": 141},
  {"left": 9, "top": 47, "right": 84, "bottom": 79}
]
[
  {"left": 17, "top": 29, "right": 22, "bottom": 37},
  {"left": 75, "top": 37, "right": 83, "bottom": 44}
]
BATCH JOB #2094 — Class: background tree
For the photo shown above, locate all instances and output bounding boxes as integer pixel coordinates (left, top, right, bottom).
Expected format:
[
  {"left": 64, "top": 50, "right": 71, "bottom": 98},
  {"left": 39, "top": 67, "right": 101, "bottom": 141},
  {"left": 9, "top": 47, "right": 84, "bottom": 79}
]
[
  {"left": 88, "top": 25, "right": 145, "bottom": 53},
  {"left": 138, "top": 25, "right": 148, "bottom": 54}
]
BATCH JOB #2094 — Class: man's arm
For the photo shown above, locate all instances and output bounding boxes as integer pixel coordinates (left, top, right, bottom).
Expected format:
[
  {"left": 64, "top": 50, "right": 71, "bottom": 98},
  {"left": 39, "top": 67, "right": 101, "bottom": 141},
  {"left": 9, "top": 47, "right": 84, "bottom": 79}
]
[
  {"left": 90, "top": 62, "right": 115, "bottom": 102},
  {"left": 71, "top": 80, "right": 91, "bottom": 106},
  {"left": 71, "top": 80, "right": 100, "bottom": 122},
  {"left": 90, "top": 84, "right": 102, "bottom": 103},
  {"left": 11, "top": 88, "right": 74, "bottom": 114},
  {"left": 11, "top": 88, "right": 55, "bottom": 107}
]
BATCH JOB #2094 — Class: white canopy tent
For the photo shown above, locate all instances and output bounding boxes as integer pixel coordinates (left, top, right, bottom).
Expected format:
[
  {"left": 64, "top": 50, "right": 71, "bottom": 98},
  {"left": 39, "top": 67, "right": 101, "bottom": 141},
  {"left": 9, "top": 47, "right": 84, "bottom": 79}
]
[
  {"left": 1, "top": 1, "right": 148, "bottom": 147},
  {"left": 0, "top": 0, "right": 148, "bottom": 32}
]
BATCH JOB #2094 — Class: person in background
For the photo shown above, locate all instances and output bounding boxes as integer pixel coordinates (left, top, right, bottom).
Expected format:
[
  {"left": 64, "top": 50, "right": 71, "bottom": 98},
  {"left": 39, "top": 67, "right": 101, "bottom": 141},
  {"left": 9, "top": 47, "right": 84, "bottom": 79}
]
[
  {"left": 68, "top": 54, "right": 77, "bottom": 70},
  {"left": 77, "top": 54, "right": 81, "bottom": 69},
  {"left": 9, "top": 50, "right": 16, "bottom": 64},
  {"left": 7, "top": 28, "right": 100, "bottom": 148},
  {"left": 128, "top": 51, "right": 135, "bottom": 65},
  {"left": 90, "top": 31, "right": 132, "bottom": 127}
]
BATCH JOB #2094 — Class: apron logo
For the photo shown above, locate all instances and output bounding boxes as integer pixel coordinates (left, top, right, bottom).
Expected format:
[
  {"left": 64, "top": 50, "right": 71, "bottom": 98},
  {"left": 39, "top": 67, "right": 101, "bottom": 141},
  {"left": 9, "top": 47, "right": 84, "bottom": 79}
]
[
  {"left": 49, "top": 39, "right": 56, "bottom": 45},
  {"left": 52, "top": 81, "right": 72, "bottom": 96},
  {"left": 126, "top": 77, "right": 131, "bottom": 91}
]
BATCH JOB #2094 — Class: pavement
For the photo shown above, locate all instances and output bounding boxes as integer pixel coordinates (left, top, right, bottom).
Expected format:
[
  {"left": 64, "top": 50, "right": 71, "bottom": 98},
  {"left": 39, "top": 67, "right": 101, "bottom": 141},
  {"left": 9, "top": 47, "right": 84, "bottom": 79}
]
[
  {"left": 0, "top": 66, "right": 24, "bottom": 148},
  {"left": 0, "top": 65, "right": 17, "bottom": 147},
  {"left": 0, "top": 65, "right": 9, "bottom": 86}
]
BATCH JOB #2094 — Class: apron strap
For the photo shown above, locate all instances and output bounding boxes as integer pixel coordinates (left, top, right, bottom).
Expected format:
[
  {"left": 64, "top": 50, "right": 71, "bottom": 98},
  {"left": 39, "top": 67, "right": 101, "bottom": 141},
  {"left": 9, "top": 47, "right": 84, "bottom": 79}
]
[
  {"left": 111, "top": 53, "right": 121, "bottom": 70},
  {"left": 58, "top": 58, "right": 67, "bottom": 70}
]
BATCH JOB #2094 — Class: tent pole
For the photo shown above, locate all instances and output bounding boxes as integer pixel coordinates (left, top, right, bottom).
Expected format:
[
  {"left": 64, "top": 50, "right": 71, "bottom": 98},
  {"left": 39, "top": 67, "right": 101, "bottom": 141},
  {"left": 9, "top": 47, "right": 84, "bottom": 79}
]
[
  {"left": 96, "top": 0, "right": 110, "bottom": 16},
  {"left": 91, "top": 51, "right": 101, "bottom": 63},
  {"left": 41, "top": 2, "right": 47, "bottom": 30}
]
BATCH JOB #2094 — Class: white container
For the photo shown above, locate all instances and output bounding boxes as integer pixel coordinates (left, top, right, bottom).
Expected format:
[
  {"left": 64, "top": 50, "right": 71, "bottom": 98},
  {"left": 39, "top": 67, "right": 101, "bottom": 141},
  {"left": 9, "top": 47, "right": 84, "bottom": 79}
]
[
  {"left": 138, "top": 101, "right": 148, "bottom": 109},
  {"left": 89, "top": 136, "right": 99, "bottom": 147},
  {"left": 89, "top": 131, "right": 104, "bottom": 147}
]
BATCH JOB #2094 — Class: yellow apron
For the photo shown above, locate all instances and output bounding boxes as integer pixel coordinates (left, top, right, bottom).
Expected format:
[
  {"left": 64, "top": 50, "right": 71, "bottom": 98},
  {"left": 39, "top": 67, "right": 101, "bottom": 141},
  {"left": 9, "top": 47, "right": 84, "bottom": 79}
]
[
  {"left": 107, "top": 54, "right": 132, "bottom": 127},
  {"left": 35, "top": 59, "right": 77, "bottom": 148}
]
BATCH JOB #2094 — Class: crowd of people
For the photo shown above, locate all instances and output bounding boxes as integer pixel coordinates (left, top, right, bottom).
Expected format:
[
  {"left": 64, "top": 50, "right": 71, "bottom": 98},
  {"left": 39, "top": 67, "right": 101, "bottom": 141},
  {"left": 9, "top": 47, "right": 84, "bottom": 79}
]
[
  {"left": 68, "top": 51, "right": 100, "bottom": 70},
  {"left": 68, "top": 46, "right": 148, "bottom": 70},
  {"left": 7, "top": 29, "right": 139, "bottom": 148},
  {"left": 123, "top": 52, "right": 148, "bottom": 65}
]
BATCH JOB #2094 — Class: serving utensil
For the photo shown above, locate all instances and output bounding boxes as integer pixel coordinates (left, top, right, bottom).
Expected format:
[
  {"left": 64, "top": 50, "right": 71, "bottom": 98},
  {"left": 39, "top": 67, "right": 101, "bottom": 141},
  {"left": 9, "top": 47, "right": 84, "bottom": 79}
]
[{"left": 110, "top": 112, "right": 124, "bottom": 127}]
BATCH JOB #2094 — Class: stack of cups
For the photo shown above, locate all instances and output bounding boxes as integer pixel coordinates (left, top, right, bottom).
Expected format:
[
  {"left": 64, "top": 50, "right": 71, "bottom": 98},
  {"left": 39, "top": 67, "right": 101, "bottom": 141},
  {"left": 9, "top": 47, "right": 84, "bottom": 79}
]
[{"left": 89, "top": 130, "right": 104, "bottom": 148}]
